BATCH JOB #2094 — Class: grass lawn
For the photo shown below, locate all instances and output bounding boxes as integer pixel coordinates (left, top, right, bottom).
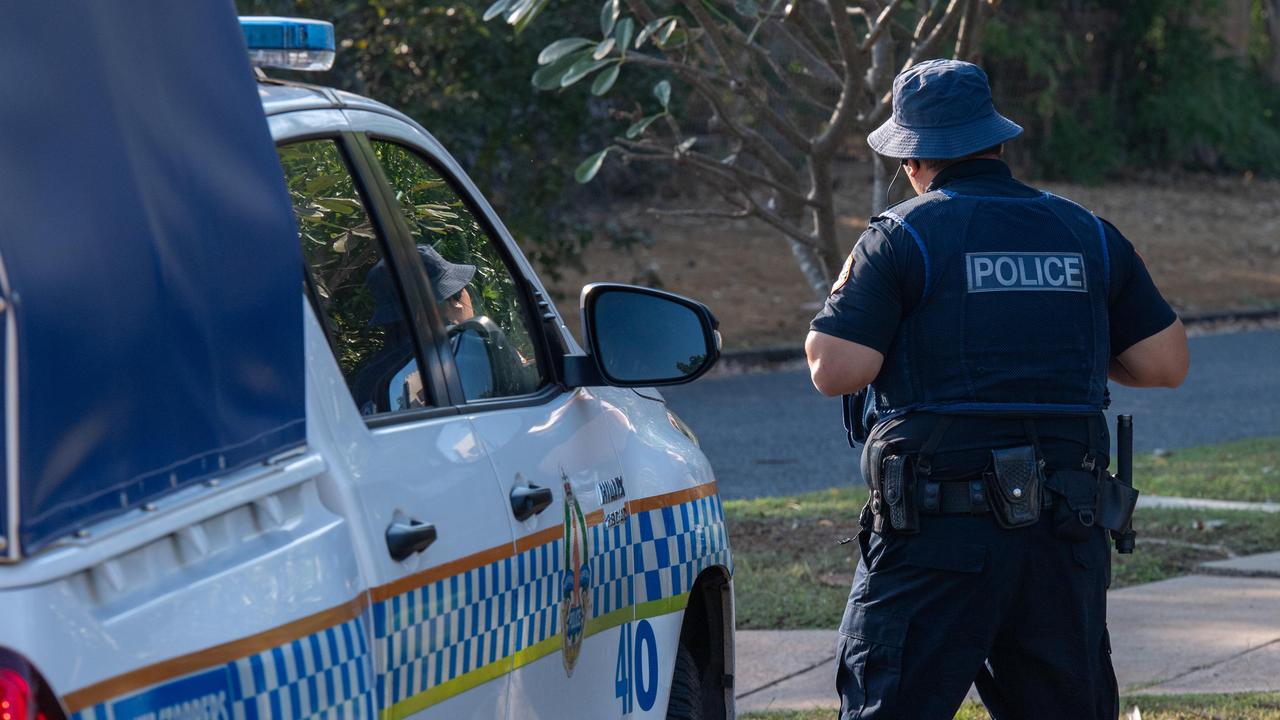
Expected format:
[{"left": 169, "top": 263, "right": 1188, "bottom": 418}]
[
  {"left": 1137, "top": 437, "right": 1280, "bottom": 502},
  {"left": 739, "top": 692, "right": 1280, "bottom": 719},
  {"left": 725, "top": 436, "right": 1280, "bottom": 630}
]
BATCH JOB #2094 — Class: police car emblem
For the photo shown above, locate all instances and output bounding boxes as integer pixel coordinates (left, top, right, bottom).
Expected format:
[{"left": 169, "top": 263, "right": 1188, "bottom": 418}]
[{"left": 560, "top": 469, "right": 592, "bottom": 676}]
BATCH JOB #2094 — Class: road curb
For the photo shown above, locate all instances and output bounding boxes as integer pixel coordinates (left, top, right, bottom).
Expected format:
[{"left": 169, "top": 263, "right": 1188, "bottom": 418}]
[
  {"left": 718, "top": 308, "right": 1280, "bottom": 370},
  {"left": 1139, "top": 494, "right": 1280, "bottom": 513}
]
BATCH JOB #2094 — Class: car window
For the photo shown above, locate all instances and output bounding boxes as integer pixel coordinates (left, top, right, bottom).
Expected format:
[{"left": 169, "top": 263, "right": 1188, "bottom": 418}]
[
  {"left": 371, "top": 140, "right": 544, "bottom": 401},
  {"left": 278, "top": 139, "right": 431, "bottom": 416}
]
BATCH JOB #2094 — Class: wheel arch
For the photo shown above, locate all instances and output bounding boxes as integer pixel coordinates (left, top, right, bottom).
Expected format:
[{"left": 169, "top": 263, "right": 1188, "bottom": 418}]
[{"left": 675, "top": 564, "right": 734, "bottom": 719}]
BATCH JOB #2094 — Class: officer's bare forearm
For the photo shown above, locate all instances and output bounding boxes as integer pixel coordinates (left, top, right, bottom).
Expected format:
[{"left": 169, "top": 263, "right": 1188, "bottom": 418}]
[{"left": 805, "top": 331, "right": 884, "bottom": 396}]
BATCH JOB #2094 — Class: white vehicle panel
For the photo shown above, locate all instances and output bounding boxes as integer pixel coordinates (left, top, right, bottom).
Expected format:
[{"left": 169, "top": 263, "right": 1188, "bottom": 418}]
[
  {"left": 470, "top": 387, "right": 628, "bottom": 719},
  {"left": 7, "top": 91, "right": 734, "bottom": 720}
]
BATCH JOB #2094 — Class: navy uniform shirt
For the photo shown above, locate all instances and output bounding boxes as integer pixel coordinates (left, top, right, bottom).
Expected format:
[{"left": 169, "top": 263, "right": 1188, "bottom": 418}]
[{"left": 812, "top": 159, "right": 1178, "bottom": 477}]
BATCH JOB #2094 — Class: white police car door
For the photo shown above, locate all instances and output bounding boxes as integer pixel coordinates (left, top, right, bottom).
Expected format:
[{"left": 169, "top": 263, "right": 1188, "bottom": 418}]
[
  {"left": 272, "top": 120, "right": 518, "bottom": 719},
  {"left": 358, "top": 125, "right": 633, "bottom": 719}
]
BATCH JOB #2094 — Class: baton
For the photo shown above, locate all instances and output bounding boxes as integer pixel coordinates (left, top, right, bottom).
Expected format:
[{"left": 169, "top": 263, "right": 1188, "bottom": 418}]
[{"left": 1114, "top": 415, "right": 1137, "bottom": 554}]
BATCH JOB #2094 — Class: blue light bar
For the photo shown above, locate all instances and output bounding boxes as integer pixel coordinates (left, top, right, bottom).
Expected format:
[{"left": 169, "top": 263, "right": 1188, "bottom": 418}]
[{"left": 239, "top": 16, "right": 335, "bottom": 72}]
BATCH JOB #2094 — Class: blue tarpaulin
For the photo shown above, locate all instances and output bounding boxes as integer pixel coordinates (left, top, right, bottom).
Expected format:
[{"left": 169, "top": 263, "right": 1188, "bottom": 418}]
[{"left": 0, "top": 3, "right": 305, "bottom": 555}]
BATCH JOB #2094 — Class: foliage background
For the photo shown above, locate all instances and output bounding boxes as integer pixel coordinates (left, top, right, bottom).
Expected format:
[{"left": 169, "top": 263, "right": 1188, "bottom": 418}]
[
  {"left": 241, "top": 0, "right": 1280, "bottom": 264},
  {"left": 238, "top": 0, "right": 659, "bottom": 281},
  {"left": 985, "top": 0, "right": 1280, "bottom": 182}
]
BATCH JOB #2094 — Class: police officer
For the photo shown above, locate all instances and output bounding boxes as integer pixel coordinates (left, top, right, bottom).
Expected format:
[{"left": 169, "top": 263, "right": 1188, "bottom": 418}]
[{"left": 806, "top": 59, "right": 1189, "bottom": 719}]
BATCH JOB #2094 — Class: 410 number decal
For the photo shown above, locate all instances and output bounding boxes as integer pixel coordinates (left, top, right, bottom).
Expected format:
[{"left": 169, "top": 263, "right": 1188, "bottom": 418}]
[{"left": 615, "top": 619, "right": 659, "bottom": 714}]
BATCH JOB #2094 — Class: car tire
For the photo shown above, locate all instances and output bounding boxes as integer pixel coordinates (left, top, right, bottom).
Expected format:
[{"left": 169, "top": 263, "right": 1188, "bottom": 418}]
[{"left": 665, "top": 641, "right": 703, "bottom": 720}]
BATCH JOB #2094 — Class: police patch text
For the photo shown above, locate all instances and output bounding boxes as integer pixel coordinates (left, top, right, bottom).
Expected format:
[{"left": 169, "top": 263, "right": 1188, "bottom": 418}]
[{"left": 966, "top": 252, "right": 1087, "bottom": 293}]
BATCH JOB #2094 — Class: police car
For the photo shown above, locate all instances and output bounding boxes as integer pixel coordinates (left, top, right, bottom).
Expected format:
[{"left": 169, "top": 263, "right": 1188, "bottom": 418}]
[{"left": 0, "top": 15, "right": 733, "bottom": 720}]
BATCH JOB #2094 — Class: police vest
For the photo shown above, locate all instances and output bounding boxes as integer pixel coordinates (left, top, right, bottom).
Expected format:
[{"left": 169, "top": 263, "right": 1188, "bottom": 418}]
[{"left": 869, "top": 187, "right": 1111, "bottom": 419}]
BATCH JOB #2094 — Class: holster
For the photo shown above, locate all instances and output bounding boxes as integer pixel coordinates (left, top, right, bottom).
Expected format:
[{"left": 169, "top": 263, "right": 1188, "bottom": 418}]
[
  {"left": 1096, "top": 471, "right": 1139, "bottom": 533},
  {"left": 861, "top": 438, "right": 916, "bottom": 534},
  {"left": 987, "top": 445, "right": 1043, "bottom": 529}
]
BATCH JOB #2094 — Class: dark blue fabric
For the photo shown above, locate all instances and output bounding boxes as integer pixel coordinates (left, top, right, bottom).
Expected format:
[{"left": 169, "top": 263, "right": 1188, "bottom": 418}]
[
  {"left": 0, "top": 3, "right": 304, "bottom": 553},
  {"left": 835, "top": 516, "right": 1118, "bottom": 719},
  {"left": 810, "top": 160, "right": 1177, "bottom": 479},
  {"left": 866, "top": 60, "right": 1023, "bottom": 160},
  {"left": 869, "top": 186, "right": 1111, "bottom": 417}
]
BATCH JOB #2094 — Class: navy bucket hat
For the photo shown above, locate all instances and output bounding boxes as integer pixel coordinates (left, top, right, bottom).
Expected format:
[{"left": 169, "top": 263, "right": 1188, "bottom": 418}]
[
  {"left": 367, "top": 244, "right": 476, "bottom": 326},
  {"left": 867, "top": 59, "right": 1022, "bottom": 160}
]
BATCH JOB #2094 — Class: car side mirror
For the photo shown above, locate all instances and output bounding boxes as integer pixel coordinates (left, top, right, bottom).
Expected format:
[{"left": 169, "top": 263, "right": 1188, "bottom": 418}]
[{"left": 576, "top": 283, "right": 720, "bottom": 387}]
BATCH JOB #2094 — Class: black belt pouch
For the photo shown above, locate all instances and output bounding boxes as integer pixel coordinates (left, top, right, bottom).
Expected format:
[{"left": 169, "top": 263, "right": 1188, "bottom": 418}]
[
  {"left": 1045, "top": 469, "right": 1098, "bottom": 542},
  {"left": 988, "top": 446, "right": 1042, "bottom": 529},
  {"left": 882, "top": 455, "right": 918, "bottom": 533}
]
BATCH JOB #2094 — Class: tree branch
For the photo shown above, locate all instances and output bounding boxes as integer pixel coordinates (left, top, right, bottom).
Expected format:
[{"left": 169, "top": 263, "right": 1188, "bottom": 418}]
[
  {"left": 814, "top": 0, "right": 870, "bottom": 154},
  {"left": 624, "top": 53, "right": 800, "bottom": 181},
  {"left": 860, "top": 0, "right": 968, "bottom": 125},
  {"left": 953, "top": 0, "right": 985, "bottom": 60},
  {"left": 903, "top": 0, "right": 966, "bottom": 70},
  {"left": 788, "top": 3, "right": 845, "bottom": 76},
  {"left": 623, "top": 0, "right": 659, "bottom": 26},
  {"left": 859, "top": 0, "right": 907, "bottom": 52},
  {"left": 679, "top": 0, "right": 736, "bottom": 75},
  {"left": 614, "top": 137, "right": 816, "bottom": 207},
  {"left": 645, "top": 205, "right": 752, "bottom": 220}
]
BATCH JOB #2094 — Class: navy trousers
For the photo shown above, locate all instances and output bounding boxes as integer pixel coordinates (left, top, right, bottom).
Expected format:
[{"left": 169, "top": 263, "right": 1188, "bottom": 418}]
[{"left": 835, "top": 512, "right": 1118, "bottom": 719}]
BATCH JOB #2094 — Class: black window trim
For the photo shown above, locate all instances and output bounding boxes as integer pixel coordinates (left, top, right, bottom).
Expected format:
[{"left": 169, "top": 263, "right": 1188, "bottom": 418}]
[{"left": 357, "top": 133, "right": 567, "bottom": 413}]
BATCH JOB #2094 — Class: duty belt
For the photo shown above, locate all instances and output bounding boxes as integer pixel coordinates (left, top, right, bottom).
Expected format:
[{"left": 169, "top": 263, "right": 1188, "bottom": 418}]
[{"left": 919, "top": 476, "right": 1056, "bottom": 515}]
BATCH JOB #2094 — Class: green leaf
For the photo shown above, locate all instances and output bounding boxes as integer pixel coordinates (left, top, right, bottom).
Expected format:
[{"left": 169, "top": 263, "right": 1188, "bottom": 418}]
[
  {"left": 538, "top": 38, "right": 594, "bottom": 65},
  {"left": 561, "top": 57, "right": 611, "bottom": 87},
  {"left": 591, "top": 63, "right": 621, "bottom": 95},
  {"left": 735, "top": 0, "right": 759, "bottom": 17},
  {"left": 600, "top": 0, "right": 620, "bottom": 37},
  {"left": 654, "top": 79, "right": 672, "bottom": 109},
  {"left": 510, "top": 0, "right": 550, "bottom": 34},
  {"left": 482, "top": 0, "right": 514, "bottom": 22},
  {"left": 615, "top": 18, "right": 635, "bottom": 53},
  {"left": 531, "top": 51, "right": 585, "bottom": 90},
  {"left": 655, "top": 19, "right": 680, "bottom": 47},
  {"left": 575, "top": 149, "right": 610, "bottom": 183},
  {"left": 315, "top": 198, "right": 361, "bottom": 214},
  {"left": 625, "top": 113, "right": 663, "bottom": 139},
  {"left": 635, "top": 16, "right": 673, "bottom": 48},
  {"left": 592, "top": 37, "right": 617, "bottom": 60}
]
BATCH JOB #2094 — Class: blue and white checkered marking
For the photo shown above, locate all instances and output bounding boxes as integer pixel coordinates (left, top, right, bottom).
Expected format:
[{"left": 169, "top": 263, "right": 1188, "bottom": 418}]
[
  {"left": 71, "top": 616, "right": 374, "bottom": 720},
  {"left": 373, "top": 538, "right": 562, "bottom": 708},
  {"left": 67, "top": 490, "right": 731, "bottom": 718},
  {"left": 635, "top": 493, "right": 730, "bottom": 603}
]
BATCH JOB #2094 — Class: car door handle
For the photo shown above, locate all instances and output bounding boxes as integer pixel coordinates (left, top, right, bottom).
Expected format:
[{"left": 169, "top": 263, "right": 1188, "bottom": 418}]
[
  {"left": 386, "top": 519, "right": 438, "bottom": 561},
  {"left": 510, "top": 483, "right": 554, "bottom": 521}
]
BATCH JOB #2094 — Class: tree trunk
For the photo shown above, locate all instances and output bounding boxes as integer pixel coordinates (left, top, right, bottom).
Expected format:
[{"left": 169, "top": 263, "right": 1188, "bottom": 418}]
[
  {"left": 789, "top": 237, "right": 835, "bottom": 301},
  {"left": 871, "top": 154, "right": 895, "bottom": 216},
  {"left": 1268, "top": 0, "right": 1280, "bottom": 83}
]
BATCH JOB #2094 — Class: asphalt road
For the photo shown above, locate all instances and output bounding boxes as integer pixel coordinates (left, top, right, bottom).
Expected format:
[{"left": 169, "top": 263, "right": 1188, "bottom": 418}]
[{"left": 663, "top": 330, "right": 1280, "bottom": 500}]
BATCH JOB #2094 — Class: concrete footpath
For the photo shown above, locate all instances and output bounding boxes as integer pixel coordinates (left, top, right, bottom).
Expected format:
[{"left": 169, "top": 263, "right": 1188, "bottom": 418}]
[{"left": 735, "top": 551, "right": 1280, "bottom": 714}]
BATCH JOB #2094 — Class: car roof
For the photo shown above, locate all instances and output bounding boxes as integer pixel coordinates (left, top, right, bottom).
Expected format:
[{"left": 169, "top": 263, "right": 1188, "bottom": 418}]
[{"left": 256, "top": 77, "right": 405, "bottom": 120}]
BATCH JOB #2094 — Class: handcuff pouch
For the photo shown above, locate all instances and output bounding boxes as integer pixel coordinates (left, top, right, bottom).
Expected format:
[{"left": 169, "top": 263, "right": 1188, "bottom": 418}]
[{"left": 988, "top": 446, "right": 1042, "bottom": 529}]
